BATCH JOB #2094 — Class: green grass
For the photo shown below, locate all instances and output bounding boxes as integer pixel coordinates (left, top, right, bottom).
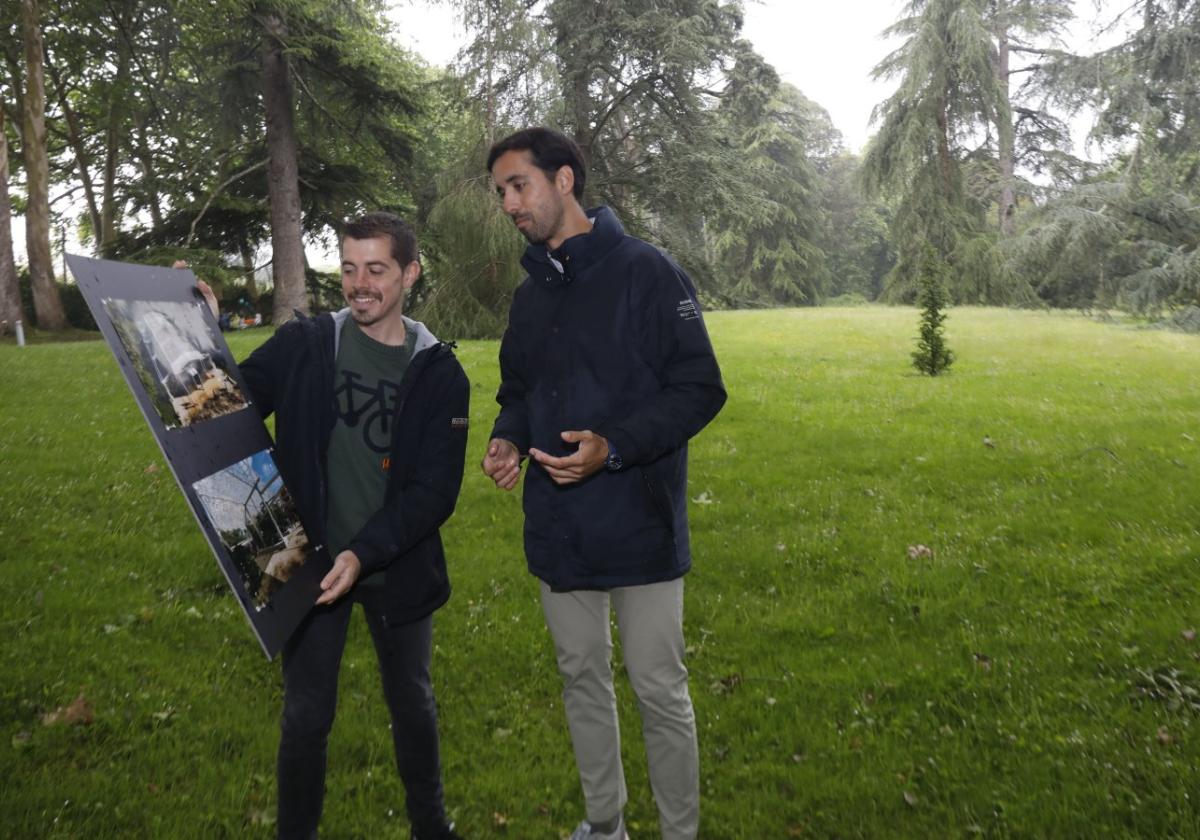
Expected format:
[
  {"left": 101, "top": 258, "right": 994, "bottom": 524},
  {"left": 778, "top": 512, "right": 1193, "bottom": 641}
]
[{"left": 1, "top": 307, "right": 1198, "bottom": 838}]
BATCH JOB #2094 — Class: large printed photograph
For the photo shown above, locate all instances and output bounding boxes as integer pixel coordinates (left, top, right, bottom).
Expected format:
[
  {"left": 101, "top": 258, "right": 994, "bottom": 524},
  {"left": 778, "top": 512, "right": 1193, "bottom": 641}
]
[
  {"left": 102, "top": 297, "right": 248, "bottom": 429},
  {"left": 193, "top": 450, "right": 311, "bottom": 611},
  {"left": 67, "top": 254, "right": 327, "bottom": 659}
]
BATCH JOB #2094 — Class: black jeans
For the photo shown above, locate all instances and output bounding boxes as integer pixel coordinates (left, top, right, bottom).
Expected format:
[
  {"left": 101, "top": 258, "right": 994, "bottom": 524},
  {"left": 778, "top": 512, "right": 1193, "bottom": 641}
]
[{"left": 276, "top": 586, "right": 446, "bottom": 839}]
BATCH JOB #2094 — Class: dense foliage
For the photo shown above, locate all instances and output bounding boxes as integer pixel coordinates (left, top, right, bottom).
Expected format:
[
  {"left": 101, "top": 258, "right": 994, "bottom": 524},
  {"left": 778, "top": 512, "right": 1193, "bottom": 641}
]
[{"left": 3, "top": 0, "right": 1198, "bottom": 336}]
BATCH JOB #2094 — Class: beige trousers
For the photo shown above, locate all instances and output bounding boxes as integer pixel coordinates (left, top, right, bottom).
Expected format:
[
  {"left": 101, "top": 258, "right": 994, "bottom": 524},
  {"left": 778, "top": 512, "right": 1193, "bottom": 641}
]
[{"left": 540, "top": 578, "right": 699, "bottom": 840}]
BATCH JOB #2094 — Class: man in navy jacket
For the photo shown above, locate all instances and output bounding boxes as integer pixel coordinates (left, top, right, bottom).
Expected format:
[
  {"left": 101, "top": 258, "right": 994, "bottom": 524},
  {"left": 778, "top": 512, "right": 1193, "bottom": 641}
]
[
  {"left": 482, "top": 128, "right": 726, "bottom": 840},
  {"left": 199, "top": 213, "right": 467, "bottom": 840}
]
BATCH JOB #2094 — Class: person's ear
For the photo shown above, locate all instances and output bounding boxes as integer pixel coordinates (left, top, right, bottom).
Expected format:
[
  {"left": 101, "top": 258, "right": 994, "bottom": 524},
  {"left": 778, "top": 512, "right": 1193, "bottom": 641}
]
[
  {"left": 557, "top": 165, "right": 574, "bottom": 196},
  {"left": 402, "top": 261, "right": 421, "bottom": 289}
]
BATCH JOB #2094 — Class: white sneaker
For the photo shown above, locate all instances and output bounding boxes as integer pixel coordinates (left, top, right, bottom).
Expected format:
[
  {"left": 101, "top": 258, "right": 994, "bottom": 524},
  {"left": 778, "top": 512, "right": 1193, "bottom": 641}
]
[{"left": 568, "top": 816, "right": 629, "bottom": 840}]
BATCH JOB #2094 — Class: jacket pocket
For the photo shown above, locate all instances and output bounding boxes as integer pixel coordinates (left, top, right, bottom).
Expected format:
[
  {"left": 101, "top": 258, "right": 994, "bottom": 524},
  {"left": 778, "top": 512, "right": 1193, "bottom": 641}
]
[{"left": 639, "top": 466, "right": 673, "bottom": 532}]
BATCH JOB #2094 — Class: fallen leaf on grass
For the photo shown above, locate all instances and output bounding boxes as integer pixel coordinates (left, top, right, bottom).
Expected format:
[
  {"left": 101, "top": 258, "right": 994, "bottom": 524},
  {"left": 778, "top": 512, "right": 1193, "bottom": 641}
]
[
  {"left": 973, "top": 653, "right": 993, "bottom": 672},
  {"left": 691, "top": 490, "right": 714, "bottom": 505},
  {"left": 1157, "top": 726, "right": 1174, "bottom": 746},
  {"left": 245, "top": 807, "right": 274, "bottom": 827},
  {"left": 41, "top": 694, "right": 94, "bottom": 727},
  {"left": 710, "top": 673, "right": 743, "bottom": 695},
  {"left": 1132, "top": 667, "right": 1200, "bottom": 713},
  {"left": 903, "top": 790, "right": 919, "bottom": 807},
  {"left": 1182, "top": 629, "right": 1196, "bottom": 642},
  {"left": 983, "top": 436, "right": 995, "bottom": 448},
  {"left": 492, "top": 811, "right": 509, "bottom": 827},
  {"left": 906, "top": 544, "right": 933, "bottom": 560}
]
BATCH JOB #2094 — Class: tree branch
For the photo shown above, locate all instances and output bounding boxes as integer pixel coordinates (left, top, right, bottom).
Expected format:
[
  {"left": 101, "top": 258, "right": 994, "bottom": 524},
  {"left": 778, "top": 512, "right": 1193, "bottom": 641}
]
[{"left": 186, "top": 159, "right": 266, "bottom": 248}]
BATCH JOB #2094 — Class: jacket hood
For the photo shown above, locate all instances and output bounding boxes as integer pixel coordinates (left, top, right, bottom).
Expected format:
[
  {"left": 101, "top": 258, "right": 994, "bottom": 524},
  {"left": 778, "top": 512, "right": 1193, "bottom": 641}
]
[{"left": 520, "top": 205, "right": 624, "bottom": 285}]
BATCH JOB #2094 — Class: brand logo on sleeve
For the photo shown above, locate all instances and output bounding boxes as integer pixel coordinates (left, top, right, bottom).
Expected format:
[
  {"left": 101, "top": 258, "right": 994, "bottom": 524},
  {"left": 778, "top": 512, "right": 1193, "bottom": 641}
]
[
  {"left": 451, "top": 417, "right": 469, "bottom": 430},
  {"left": 676, "top": 298, "right": 699, "bottom": 321}
]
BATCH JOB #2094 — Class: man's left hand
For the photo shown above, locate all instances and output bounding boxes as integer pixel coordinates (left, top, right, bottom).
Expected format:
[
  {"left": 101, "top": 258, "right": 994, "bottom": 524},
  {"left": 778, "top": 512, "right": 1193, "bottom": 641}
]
[
  {"left": 528, "top": 430, "right": 609, "bottom": 485},
  {"left": 316, "top": 549, "right": 361, "bottom": 605}
]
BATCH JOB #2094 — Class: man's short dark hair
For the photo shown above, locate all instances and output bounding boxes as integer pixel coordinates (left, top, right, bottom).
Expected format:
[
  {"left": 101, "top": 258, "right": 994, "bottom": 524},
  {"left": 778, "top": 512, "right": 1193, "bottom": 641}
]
[
  {"left": 487, "top": 127, "right": 587, "bottom": 201},
  {"left": 343, "top": 212, "right": 419, "bottom": 265}
]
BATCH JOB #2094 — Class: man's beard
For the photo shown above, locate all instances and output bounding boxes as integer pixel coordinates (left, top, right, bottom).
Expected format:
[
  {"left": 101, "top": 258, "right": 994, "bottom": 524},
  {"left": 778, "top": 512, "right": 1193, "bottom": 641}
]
[
  {"left": 346, "top": 289, "right": 390, "bottom": 325},
  {"left": 515, "top": 201, "right": 565, "bottom": 245}
]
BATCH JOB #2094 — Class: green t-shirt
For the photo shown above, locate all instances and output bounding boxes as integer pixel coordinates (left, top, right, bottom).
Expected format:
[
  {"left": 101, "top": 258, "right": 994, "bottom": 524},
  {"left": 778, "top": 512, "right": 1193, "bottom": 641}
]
[{"left": 325, "top": 317, "right": 416, "bottom": 586}]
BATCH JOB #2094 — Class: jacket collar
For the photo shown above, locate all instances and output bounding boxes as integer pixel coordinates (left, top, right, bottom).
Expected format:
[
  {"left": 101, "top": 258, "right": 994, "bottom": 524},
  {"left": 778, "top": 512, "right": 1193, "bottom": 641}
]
[
  {"left": 520, "top": 205, "right": 624, "bottom": 285},
  {"left": 330, "top": 309, "right": 441, "bottom": 358}
]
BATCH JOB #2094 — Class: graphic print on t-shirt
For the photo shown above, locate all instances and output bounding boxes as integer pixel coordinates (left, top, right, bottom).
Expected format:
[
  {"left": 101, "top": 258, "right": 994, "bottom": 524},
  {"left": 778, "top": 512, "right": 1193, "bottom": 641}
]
[{"left": 332, "top": 369, "right": 401, "bottom": 454}]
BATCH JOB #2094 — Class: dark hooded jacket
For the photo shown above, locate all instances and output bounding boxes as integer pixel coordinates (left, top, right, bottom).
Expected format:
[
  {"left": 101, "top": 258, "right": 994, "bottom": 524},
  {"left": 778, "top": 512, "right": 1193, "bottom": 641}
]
[
  {"left": 491, "top": 206, "right": 726, "bottom": 590},
  {"left": 240, "top": 309, "right": 470, "bottom": 624}
]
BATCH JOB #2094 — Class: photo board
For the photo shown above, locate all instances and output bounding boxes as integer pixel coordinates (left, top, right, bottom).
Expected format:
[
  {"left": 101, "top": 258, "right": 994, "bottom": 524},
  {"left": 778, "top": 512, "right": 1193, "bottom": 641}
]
[{"left": 68, "top": 254, "right": 329, "bottom": 659}]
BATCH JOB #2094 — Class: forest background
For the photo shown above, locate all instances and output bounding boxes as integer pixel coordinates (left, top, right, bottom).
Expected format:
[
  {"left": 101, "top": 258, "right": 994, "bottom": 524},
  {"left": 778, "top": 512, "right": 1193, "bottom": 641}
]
[{"left": 2, "top": 0, "right": 1199, "bottom": 339}]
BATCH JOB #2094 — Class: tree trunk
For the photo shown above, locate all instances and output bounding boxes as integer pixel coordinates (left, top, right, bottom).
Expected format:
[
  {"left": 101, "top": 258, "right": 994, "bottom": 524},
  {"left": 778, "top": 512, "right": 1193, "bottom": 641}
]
[
  {"left": 995, "top": 0, "right": 1016, "bottom": 236},
  {"left": 935, "top": 95, "right": 954, "bottom": 202},
  {"left": 0, "top": 106, "right": 28, "bottom": 335},
  {"left": 100, "top": 46, "right": 130, "bottom": 255},
  {"left": 260, "top": 10, "right": 308, "bottom": 323},
  {"left": 484, "top": 0, "right": 495, "bottom": 144},
  {"left": 19, "top": 0, "right": 66, "bottom": 330},
  {"left": 45, "top": 58, "right": 103, "bottom": 243},
  {"left": 134, "top": 120, "right": 164, "bottom": 231},
  {"left": 239, "top": 239, "right": 258, "bottom": 302}
]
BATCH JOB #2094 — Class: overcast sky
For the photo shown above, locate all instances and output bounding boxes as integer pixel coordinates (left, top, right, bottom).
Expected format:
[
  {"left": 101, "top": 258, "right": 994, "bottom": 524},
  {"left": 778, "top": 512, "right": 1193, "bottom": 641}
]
[
  {"left": 392, "top": 0, "right": 903, "bottom": 151},
  {"left": 392, "top": 0, "right": 1115, "bottom": 154}
]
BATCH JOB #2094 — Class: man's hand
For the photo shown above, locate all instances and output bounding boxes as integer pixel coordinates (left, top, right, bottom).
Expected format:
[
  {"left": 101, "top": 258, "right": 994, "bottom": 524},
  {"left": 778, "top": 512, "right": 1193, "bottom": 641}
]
[
  {"left": 482, "top": 437, "right": 522, "bottom": 490},
  {"left": 528, "top": 430, "right": 608, "bottom": 486},
  {"left": 175, "top": 260, "right": 220, "bottom": 320},
  {"left": 315, "top": 549, "right": 361, "bottom": 605}
]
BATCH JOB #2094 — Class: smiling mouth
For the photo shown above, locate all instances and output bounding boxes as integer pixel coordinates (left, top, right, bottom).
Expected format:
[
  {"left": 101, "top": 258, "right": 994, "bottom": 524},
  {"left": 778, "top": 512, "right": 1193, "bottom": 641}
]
[{"left": 348, "top": 290, "right": 382, "bottom": 305}]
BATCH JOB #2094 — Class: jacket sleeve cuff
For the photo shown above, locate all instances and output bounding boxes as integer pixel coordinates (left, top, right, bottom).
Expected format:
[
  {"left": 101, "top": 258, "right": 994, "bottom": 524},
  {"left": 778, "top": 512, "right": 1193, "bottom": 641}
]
[
  {"left": 346, "top": 535, "right": 394, "bottom": 578},
  {"left": 597, "top": 427, "right": 639, "bottom": 466},
  {"left": 489, "top": 425, "right": 529, "bottom": 455}
]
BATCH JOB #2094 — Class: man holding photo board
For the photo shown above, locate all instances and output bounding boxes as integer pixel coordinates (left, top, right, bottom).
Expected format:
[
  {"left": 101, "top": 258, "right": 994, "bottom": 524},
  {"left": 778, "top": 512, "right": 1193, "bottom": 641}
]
[{"left": 195, "top": 212, "right": 468, "bottom": 840}]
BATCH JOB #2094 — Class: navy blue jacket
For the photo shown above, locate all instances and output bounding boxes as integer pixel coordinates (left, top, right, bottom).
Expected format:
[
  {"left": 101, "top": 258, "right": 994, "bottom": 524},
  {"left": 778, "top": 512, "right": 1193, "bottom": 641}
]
[
  {"left": 240, "top": 310, "right": 470, "bottom": 624},
  {"left": 491, "top": 206, "right": 726, "bottom": 590}
]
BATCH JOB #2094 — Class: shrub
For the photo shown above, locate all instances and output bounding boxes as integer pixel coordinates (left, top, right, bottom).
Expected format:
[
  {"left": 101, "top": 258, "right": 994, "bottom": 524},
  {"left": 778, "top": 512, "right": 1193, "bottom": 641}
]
[{"left": 912, "top": 244, "right": 955, "bottom": 376}]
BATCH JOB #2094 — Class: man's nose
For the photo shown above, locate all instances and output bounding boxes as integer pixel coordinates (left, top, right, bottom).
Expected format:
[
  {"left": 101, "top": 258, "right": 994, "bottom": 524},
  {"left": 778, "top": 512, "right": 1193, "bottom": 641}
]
[{"left": 502, "top": 192, "right": 521, "bottom": 215}]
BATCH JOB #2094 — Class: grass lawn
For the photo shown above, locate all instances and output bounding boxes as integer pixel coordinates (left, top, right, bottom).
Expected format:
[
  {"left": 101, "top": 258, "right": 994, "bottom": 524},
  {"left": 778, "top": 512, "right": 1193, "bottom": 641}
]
[{"left": 1, "top": 307, "right": 1198, "bottom": 838}]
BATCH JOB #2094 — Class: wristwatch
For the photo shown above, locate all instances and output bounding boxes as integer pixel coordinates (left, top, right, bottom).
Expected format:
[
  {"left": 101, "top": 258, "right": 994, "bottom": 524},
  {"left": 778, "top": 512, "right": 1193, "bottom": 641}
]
[{"left": 604, "top": 440, "right": 623, "bottom": 472}]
